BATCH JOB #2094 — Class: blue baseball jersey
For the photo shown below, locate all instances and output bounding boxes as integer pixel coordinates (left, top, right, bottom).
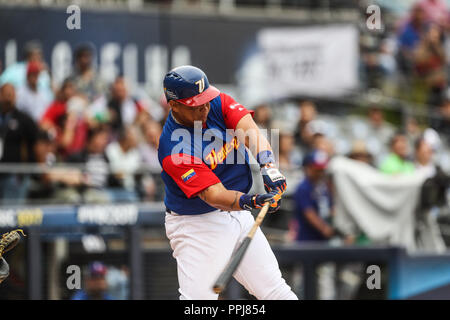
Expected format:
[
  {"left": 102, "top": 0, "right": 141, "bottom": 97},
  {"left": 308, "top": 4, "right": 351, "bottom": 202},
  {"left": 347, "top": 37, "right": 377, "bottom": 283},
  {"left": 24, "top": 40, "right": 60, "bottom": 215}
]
[
  {"left": 158, "top": 93, "right": 254, "bottom": 215},
  {"left": 294, "top": 177, "right": 333, "bottom": 242}
]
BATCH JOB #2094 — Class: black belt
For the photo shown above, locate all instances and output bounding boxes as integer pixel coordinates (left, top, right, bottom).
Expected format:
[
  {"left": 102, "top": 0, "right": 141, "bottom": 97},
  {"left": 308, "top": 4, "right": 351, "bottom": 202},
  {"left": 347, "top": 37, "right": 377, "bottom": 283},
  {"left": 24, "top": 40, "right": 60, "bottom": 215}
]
[{"left": 166, "top": 207, "right": 229, "bottom": 214}]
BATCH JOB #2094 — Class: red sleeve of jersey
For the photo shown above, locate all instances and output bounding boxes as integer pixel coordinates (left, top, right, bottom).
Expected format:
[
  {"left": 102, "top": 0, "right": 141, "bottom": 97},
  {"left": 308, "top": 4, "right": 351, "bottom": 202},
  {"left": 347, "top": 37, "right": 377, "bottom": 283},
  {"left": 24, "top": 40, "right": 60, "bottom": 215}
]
[
  {"left": 220, "top": 93, "right": 254, "bottom": 130},
  {"left": 162, "top": 153, "right": 221, "bottom": 199}
]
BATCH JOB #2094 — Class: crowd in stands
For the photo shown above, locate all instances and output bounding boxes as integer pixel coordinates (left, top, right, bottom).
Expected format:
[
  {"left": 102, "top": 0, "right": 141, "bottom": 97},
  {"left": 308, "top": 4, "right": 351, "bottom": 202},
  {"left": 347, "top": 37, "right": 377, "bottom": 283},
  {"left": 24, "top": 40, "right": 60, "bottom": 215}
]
[
  {"left": 259, "top": 0, "right": 450, "bottom": 245},
  {"left": 361, "top": 0, "right": 450, "bottom": 110},
  {"left": 0, "top": 1, "right": 448, "bottom": 224},
  {"left": 0, "top": 43, "right": 163, "bottom": 204},
  {"left": 254, "top": 97, "right": 450, "bottom": 243},
  {"left": 253, "top": 0, "right": 450, "bottom": 243}
]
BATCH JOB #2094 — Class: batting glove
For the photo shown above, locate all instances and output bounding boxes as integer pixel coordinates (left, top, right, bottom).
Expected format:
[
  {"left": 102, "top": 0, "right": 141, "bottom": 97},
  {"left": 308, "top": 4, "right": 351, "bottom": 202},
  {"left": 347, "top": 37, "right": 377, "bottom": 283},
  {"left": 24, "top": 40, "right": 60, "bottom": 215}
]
[
  {"left": 239, "top": 190, "right": 282, "bottom": 213},
  {"left": 257, "top": 151, "right": 287, "bottom": 194}
]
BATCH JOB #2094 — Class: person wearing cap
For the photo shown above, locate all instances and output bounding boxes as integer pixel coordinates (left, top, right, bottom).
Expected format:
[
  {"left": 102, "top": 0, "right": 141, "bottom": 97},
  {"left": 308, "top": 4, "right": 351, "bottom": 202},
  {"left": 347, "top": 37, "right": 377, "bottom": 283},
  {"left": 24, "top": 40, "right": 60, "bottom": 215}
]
[
  {"left": 290, "top": 150, "right": 340, "bottom": 300},
  {"left": 0, "top": 41, "right": 53, "bottom": 100},
  {"left": 16, "top": 61, "right": 52, "bottom": 122},
  {"left": 291, "top": 150, "right": 335, "bottom": 242},
  {"left": 71, "top": 261, "right": 114, "bottom": 300},
  {"left": 347, "top": 140, "right": 373, "bottom": 166},
  {"left": 159, "top": 65, "right": 297, "bottom": 300}
]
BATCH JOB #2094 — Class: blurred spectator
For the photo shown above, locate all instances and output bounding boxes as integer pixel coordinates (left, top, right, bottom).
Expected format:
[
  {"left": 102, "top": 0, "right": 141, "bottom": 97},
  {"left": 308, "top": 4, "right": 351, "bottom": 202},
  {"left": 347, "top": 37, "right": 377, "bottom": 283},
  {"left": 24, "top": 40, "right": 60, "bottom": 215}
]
[
  {"left": 379, "top": 131, "right": 415, "bottom": 174},
  {"left": 139, "top": 120, "right": 162, "bottom": 201},
  {"left": 16, "top": 61, "right": 52, "bottom": 122},
  {"left": 378, "top": 38, "right": 398, "bottom": 78},
  {"left": 277, "top": 132, "right": 299, "bottom": 171},
  {"left": 417, "top": 0, "right": 449, "bottom": 27},
  {"left": 360, "top": 35, "right": 386, "bottom": 90},
  {"left": 289, "top": 150, "right": 343, "bottom": 298},
  {"left": 431, "top": 99, "right": 450, "bottom": 141},
  {"left": 412, "top": 23, "right": 447, "bottom": 107},
  {"left": 253, "top": 104, "right": 272, "bottom": 130},
  {"left": 0, "top": 83, "right": 38, "bottom": 204},
  {"left": 361, "top": 106, "right": 394, "bottom": 165},
  {"left": 55, "top": 126, "right": 118, "bottom": 204},
  {"left": 139, "top": 119, "right": 162, "bottom": 170},
  {"left": 423, "top": 127, "right": 443, "bottom": 151},
  {"left": 28, "top": 130, "right": 57, "bottom": 201},
  {"left": 0, "top": 83, "right": 38, "bottom": 162},
  {"left": 347, "top": 140, "right": 373, "bottom": 166},
  {"left": 397, "top": 4, "right": 427, "bottom": 77},
  {"left": 0, "top": 41, "right": 53, "bottom": 100},
  {"left": 405, "top": 117, "right": 422, "bottom": 148},
  {"left": 311, "top": 132, "right": 335, "bottom": 157},
  {"left": 71, "top": 261, "right": 114, "bottom": 300},
  {"left": 367, "top": 106, "right": 395, "bottom": 145},
  {"left": 415, "top": 136, "right": 436, "bottom": 177},
  {"left": 106, "top": 266, "right": 129, "bottom": 300},
  {"left": 33, "top": 130, "right": 56, "bottom": 166},
  {"left": 90, "top": 76, "right": 150, "bottom": 136},
  {"left": 291, "top": 150, "right": 334, "bottom": 242},
  {"left": 294, "top": 101, "right": 317, "bottom": 151},
  {"left": 40, "top": 79, "right": 90, "bottom": 158},
  {"left": 28, "top": 130, "right": 83, "bottom": 202},
  {"left": 68, "top": 44, "right": 106, "bottom": 101},
  {"left": 158, "top": 94, "right": 171, "bottom": 125},
  {"left": 106, "top": 126, "right": 141, "bottom": 201}
]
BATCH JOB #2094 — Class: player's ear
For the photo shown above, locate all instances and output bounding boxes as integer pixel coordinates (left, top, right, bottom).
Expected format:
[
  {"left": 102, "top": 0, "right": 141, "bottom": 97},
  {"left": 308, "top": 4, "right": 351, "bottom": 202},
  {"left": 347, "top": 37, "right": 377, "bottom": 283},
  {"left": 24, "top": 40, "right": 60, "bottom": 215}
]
[{"left": 168, "top": 100, "right": 179, "bottom": 112}]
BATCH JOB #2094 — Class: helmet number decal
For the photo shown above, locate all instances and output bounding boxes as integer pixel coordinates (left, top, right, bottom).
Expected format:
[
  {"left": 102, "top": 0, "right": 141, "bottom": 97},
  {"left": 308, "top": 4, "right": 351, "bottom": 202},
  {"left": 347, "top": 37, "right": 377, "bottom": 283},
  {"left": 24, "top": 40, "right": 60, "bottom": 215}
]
[{"left": 195, "top": 78, "right": 205, "bottom": 93}]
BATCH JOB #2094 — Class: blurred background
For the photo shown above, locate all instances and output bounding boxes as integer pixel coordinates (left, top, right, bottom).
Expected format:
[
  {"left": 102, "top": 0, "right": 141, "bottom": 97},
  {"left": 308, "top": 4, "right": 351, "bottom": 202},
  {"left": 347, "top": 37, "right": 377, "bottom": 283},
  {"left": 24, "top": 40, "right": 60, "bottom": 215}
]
[{"left": 0, "top": 0, "right": 450, "bottom": 300}]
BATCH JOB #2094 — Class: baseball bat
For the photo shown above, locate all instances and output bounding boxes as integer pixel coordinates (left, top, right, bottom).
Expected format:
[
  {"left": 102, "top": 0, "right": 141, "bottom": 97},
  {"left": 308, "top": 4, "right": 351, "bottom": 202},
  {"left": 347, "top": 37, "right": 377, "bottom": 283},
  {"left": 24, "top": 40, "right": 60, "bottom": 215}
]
[{"left": 212, "top": 202, "right": 270, "bottom": 294}]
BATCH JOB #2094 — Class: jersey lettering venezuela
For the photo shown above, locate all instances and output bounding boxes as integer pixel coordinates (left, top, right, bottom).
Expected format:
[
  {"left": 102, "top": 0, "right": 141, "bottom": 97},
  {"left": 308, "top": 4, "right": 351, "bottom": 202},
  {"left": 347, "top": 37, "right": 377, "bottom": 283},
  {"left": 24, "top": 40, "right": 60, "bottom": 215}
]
[{"left": 158, "top": 93, "right": 254, "bottom": 215}]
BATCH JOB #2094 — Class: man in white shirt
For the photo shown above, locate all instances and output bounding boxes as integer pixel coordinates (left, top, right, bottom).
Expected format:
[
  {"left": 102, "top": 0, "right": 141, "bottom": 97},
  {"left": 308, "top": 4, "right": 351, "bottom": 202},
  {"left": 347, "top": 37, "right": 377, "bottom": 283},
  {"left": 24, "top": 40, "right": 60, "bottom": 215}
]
[
  {"left": 106, "top": 126, "right": 141, "bottom": 192},
  {"left": 16, "top": 62, "right": 52, "bottom": 122}
]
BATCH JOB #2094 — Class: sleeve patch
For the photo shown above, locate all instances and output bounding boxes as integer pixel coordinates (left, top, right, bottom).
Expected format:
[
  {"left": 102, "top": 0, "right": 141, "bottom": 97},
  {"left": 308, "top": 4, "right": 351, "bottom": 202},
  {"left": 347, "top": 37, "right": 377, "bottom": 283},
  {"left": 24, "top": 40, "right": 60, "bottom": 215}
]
[{"left": 181, "top": 169, "right": 197, "bottom": 183}]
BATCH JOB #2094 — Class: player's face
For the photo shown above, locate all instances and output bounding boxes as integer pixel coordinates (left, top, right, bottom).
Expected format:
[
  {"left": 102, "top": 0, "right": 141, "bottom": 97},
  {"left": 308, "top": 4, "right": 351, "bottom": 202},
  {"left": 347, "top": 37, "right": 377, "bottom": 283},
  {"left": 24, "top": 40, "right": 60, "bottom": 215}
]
[{"left": 171, "top": 100, "right": 211, "bottom": 126}]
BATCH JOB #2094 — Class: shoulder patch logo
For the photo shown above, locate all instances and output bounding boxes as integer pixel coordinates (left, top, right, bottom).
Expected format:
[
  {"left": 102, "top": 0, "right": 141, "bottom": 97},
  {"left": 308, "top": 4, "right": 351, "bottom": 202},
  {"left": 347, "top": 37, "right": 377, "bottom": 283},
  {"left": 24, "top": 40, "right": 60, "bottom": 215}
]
[{"left": 181, "top": 169, "right": 197, "bottom": 183}]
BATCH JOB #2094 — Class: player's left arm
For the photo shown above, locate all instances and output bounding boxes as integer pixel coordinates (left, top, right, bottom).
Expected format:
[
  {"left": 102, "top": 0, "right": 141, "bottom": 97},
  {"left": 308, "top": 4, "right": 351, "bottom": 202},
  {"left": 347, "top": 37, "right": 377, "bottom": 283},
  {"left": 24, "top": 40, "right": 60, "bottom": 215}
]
[
  {"left": 235, "top": 113, "right": 272, "bottom": 157},
  {"left": 235, "top": 114, "right": 287, "bottom": 195}
]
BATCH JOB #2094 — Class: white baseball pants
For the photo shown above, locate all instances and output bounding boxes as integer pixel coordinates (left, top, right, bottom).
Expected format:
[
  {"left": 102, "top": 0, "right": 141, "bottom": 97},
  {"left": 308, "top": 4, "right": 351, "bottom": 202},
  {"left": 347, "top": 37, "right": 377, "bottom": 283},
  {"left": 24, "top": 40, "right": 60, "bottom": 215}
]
[{"left": 165, "top": 209, "right": 298, "bottom": 300}]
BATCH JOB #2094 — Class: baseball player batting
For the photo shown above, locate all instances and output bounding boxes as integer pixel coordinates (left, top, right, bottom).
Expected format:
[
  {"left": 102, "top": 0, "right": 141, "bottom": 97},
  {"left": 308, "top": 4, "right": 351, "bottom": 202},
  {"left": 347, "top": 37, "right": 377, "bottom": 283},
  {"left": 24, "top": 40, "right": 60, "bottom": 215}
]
[{"left": 158, "top": 65, "right": 298, "bottom": 300}]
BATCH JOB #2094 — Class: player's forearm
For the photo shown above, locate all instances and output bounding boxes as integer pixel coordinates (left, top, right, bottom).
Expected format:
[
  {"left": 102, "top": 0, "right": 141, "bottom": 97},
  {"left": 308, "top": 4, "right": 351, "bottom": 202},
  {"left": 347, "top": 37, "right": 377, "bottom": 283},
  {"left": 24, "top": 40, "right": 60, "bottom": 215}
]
[{"left": 198, "top": 185, "right": 244, "bottom": 211}]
